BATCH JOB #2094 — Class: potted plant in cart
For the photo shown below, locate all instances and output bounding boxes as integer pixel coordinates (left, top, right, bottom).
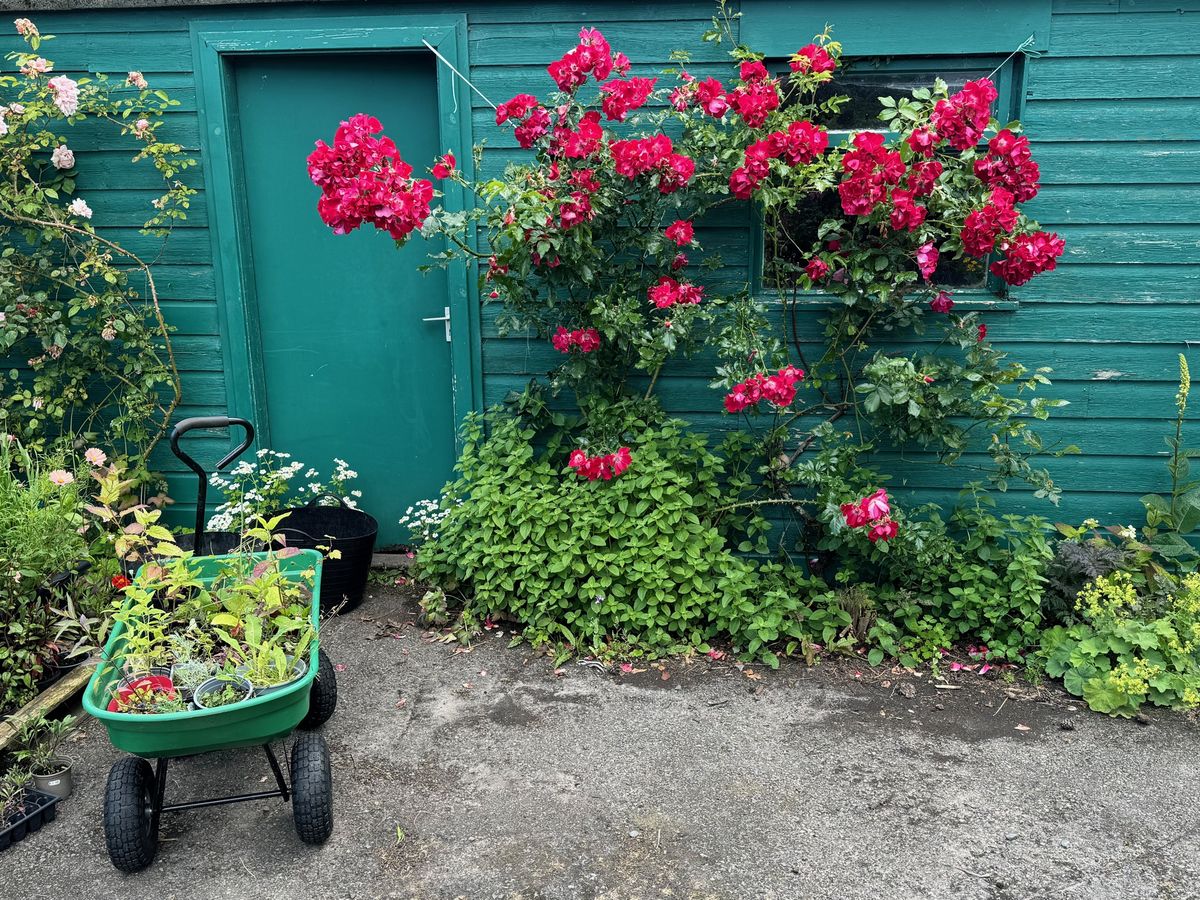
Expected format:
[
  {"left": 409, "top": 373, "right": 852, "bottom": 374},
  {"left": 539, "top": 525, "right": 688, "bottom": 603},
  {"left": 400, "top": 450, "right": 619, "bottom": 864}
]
[
  {"left": 191, "top": 673, "right": 254, "bottom": 710},
  {"left": 13, "top": 715, "right": 78, "bottom": 800}
]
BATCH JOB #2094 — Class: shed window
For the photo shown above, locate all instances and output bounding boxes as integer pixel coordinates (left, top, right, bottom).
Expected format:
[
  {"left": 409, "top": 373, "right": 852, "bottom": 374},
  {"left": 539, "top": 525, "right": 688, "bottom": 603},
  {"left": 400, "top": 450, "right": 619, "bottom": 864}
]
[{"left": 760, "top": 56, "right": 1019, "bottom": 295}]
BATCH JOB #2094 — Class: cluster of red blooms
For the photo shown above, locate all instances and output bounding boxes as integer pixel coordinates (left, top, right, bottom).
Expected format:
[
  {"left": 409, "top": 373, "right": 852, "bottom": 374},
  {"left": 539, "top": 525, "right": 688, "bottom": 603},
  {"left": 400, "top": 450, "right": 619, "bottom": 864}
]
[
  {"left": 838, "top": 131, "right": 906, "bottom": 217},
  {"left": 961, "top": 187, "right": 1018, "bottom": 257},
  {"left": 599, "top": 76, "right": 656, "bottom": 122},
  {"left": 609, "top": 135, "right": 695, "bottom": 193},
  {"left": 930, "top": 78, "right": 998, "bottom": 150},
  {"left": 723, "top": 365, "right": 805, "bottom": 413},
  {"left": 664, "top": 220, "right": 694, "bottom": 245},
  {"left": 840, "top": 489, "right": 898, "bottom": 543},
  {"left": 550, "top": 110, "right": 604, "bottom": 159},
  {"left": 907, "top": 158, "right": 943, "bottom": 198},
  {"left": 547, "top": 27, "right": 630, "bottom": 92},
  {"left": 111, "top": 574, "right": 131, "bottom": 590},
  {"left": 495, "top": 93, "right": 552, "bottom": 149},
  {"left": 551, "top": 326, "right": 601, "bottom": 353},
  {"left": 729, "top": 120, "right": 829, "bottom": 199},
  {"left": 307, "top": 113, "right": 433, "bottom": 241},
  {"left": 790, "top": 43, "right": 837, "bottom": 75},
  {"left": 989, "top": 231, "right": 1065, "bottom": 286},
  {"left": 725, "top": 66, "right": 781, "bottom": 128},
  {"left": 669, "top": 62, "right": 781, "bottom": 128},
  {"left": 973, "top": 128, "right": 1040, "bottom": 202},
  {"left": 558, "top": 189, "right": 596, "bottom": 229},
  {"left": 889, "top": 188, "right": 927, "bottom": 231},
  {"left": 568, "top": 446, "right": 632, "bottom": 481},
  {"left": 648, "top": 276, "right": 703, "bottom": 308}
]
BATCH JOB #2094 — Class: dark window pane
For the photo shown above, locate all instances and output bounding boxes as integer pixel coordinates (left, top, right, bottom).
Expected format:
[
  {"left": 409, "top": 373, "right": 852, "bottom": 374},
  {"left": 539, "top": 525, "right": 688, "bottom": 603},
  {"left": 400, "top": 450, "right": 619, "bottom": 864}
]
[
  {"left": 765, "top": 61, "right": 996, "bottom": 291},
  {"left": 805, "top": 64, "right": 990, "bottom": 131},
  {"left": 764, "top": 193, "right": 986, "bottom": 289}
]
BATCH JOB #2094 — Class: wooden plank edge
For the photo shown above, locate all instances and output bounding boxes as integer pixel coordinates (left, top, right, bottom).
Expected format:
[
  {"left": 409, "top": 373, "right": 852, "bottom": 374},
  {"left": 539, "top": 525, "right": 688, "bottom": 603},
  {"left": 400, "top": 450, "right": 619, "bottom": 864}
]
[{"left": 0, "top": 663, "right": 96, "bottom": 752}]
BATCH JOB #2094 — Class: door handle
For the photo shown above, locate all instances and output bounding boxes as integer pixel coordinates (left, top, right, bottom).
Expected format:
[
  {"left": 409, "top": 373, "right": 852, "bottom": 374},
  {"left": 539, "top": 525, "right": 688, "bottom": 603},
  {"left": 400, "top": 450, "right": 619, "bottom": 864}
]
[{"left": 422, "top": 306, "right": 451, "bottom": 342}]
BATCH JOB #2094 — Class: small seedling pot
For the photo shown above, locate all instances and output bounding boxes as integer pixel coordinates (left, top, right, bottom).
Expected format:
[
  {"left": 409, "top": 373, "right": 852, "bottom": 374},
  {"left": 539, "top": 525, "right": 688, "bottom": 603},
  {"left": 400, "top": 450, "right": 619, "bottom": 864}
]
[
  {"left": 0, "top": 789, "right": 58, "bottom": 853},
  {"left": 32, "top": 759, "right": 73, "bottom": 800},
  {"left": 191, "top": 675, "right": 254, "bottom": 710}
]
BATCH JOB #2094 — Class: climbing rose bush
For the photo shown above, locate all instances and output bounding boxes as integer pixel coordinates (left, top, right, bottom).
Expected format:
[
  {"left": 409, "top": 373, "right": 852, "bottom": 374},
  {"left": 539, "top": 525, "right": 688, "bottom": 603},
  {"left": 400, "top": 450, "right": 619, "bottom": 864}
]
[
  {"left": 311, "top": 22, "right": 1069, "bottom": 569},
  {"left": 0, "top": 22, "right": 194, "bottom": 458}
]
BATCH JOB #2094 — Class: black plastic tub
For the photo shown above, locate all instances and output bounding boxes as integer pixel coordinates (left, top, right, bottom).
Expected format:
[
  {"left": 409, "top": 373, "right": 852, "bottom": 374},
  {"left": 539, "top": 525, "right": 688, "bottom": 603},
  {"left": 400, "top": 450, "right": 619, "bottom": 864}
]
[
  {"left": 271, "top": 500, "right": 377, "bottom": 615},
  {"left": 0, "top": 789, "right": 59, "bottom": 853},
  {"left": 174, "top": 531, "right": 245, "bottom": 556}
]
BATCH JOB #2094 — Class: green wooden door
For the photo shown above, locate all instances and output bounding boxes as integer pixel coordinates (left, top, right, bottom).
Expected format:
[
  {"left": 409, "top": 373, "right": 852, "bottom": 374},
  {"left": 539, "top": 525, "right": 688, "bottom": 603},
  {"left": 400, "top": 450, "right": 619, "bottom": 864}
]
[{"left": 232, "top": 52, "right": 453, "bottom": 548}]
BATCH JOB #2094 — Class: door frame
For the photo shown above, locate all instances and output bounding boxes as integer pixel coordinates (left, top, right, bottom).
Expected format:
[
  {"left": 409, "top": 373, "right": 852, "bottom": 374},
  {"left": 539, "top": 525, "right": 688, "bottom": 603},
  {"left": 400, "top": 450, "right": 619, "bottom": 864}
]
[{"left": 191, "top": 15, "right": 480, "bottom": 448}]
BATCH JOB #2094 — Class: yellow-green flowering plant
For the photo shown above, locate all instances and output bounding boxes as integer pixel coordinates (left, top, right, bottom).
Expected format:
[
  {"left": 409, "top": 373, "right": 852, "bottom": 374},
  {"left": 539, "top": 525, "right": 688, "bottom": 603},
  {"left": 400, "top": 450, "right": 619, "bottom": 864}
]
[{"left": 1039, "top": 570, "right": 1200, "bottom": 716}]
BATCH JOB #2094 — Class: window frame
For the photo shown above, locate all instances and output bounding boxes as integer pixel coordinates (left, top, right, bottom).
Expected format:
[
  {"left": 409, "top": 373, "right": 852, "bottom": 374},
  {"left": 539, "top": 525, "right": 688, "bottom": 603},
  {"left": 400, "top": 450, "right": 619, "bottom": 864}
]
[{"left": 751, "top": 53, "right": 1025, "bottom": 310}]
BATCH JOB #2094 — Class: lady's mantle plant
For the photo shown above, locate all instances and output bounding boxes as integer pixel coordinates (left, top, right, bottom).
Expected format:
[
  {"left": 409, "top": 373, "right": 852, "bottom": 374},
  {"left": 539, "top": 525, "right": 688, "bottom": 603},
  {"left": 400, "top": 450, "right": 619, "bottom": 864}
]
[
  {"left": 0, "top": 20, "right": 195, "bottom": 459},
  {"left": 309, "top": 17, "right": 1067, "bottom": 662}
]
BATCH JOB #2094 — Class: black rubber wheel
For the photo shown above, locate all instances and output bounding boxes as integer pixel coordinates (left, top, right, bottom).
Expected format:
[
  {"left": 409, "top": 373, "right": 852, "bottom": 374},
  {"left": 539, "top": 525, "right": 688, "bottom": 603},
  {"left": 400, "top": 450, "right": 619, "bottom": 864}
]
[
  {"left": 104, "top": 756, "right": 159, "bottom": 873},
  {"left": 298, "top": 648, "right": 337, "bottom": 730},
  {"left": 290, "top": 732, "right": 333, "bottom": 844}
]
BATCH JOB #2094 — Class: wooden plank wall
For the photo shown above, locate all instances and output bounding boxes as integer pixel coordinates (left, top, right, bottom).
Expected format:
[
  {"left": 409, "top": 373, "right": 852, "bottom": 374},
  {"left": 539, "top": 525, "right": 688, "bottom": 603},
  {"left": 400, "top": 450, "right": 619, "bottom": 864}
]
[{"left": 3, "top": 0, "right": 1198, "bottom": 531}]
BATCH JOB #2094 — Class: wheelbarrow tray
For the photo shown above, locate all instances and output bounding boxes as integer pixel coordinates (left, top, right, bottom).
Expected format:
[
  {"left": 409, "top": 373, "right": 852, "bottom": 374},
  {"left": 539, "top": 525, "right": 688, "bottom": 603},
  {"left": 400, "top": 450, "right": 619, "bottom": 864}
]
[{"left": 83, "top": 550, "right": 323, "bottom": 759}]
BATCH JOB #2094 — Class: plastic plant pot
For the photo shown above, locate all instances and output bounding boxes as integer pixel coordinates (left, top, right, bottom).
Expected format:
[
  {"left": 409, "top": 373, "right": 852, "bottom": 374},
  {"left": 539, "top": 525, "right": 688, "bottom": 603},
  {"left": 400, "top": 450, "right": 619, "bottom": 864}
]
[
  {"left": 271, "top": 498, "right": 377, "bottom": 614},
  {"left": 238, "top": 657, "right": 308, "bottom": 699},
  {"left": 191, "top": 676, "right": 254, "bottom": 711},
  {"left": 169, "top": 662, "right": 213, "bottom": 702},
  {"left": 107, "top": 674, "right": 179, "bottom": 714},
  {"left": 32, "top": 760, "right": 73, "bottom": 801}
]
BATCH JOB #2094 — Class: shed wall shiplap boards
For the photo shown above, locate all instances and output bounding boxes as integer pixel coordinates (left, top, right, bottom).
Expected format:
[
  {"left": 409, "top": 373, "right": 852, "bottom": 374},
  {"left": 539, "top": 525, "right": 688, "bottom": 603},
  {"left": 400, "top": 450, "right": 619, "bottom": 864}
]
[{"left": 2, "top": 0, "right": 1198, "bottom": 529}]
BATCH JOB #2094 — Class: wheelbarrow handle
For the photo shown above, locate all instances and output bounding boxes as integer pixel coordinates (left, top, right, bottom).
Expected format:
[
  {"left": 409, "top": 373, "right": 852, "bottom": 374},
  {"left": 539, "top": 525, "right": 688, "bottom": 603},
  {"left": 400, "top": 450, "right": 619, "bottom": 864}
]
[{"left": 169, "top": 416, "right": 256, "bottom": 543}]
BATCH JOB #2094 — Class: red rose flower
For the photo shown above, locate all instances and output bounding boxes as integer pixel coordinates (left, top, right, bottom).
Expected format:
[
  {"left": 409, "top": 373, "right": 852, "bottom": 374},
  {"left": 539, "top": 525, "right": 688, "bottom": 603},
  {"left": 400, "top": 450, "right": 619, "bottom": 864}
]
[
  {"left": 868, "top": 519, "right": 899, "bottom": 543},
  {"left": 889, "top": 188, "right": 927, "bottom": 232},
  {"left": 664, "top": 220, "right": 694, "bottom": 246},
  {"left": 308, "top": 113, "right": 433, "bottom": 240},
  {"left": 695, "top": 78, "right": 729, "bottom": 117},
  {"left": 495, "top": 94, "right": 538, "bottom": 125},
  {"left": 930, "top": 291, "right": 954, "bottom": 313},
  {"left": 740, "top": 60, "right": 769, "bottom": 82},
  {"left": 729, "top": 165, "right": 757, "bottom": 199},
  {"left": 725, "top": 79, "right": 780, "bottom": 128},
  {"left": 915, "top": 242, "right": 939, "bottom": 280},
  {"left": 432, "top": 152, "right": 455, "bottom": 179},
  {"left": 723, "top": 366, "right": 804, "bottom": 413},
  {"left": 790, "top": 43, "right": 836, "bottom": 75},
  {"left": 805, "top": 257, "right": 830, "bottom": 281},
  {"left": 905, "top": 126, "right": 938, "bottom": 157}
]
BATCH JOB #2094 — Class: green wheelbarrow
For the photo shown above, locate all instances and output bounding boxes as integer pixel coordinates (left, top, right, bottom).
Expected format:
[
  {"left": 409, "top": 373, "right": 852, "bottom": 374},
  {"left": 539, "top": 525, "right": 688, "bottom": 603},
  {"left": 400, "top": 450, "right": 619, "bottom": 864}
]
[{"left": 84, "top": 546, "right": 339, "bottom": 873}]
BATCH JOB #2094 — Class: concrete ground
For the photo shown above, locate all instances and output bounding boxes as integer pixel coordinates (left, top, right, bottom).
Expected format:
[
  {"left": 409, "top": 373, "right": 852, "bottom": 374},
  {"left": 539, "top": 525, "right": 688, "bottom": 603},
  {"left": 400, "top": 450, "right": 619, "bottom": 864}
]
[{"left": 8, "top": 584, "right": 1200, "bottom": 900}]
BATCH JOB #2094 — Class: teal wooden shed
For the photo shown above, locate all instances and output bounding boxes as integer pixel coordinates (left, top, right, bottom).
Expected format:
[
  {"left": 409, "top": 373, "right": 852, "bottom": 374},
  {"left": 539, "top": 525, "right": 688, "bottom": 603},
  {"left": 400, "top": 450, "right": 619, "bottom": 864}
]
[{"left": 4, "top": 0, "right": 1197, "bottom": 545}]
